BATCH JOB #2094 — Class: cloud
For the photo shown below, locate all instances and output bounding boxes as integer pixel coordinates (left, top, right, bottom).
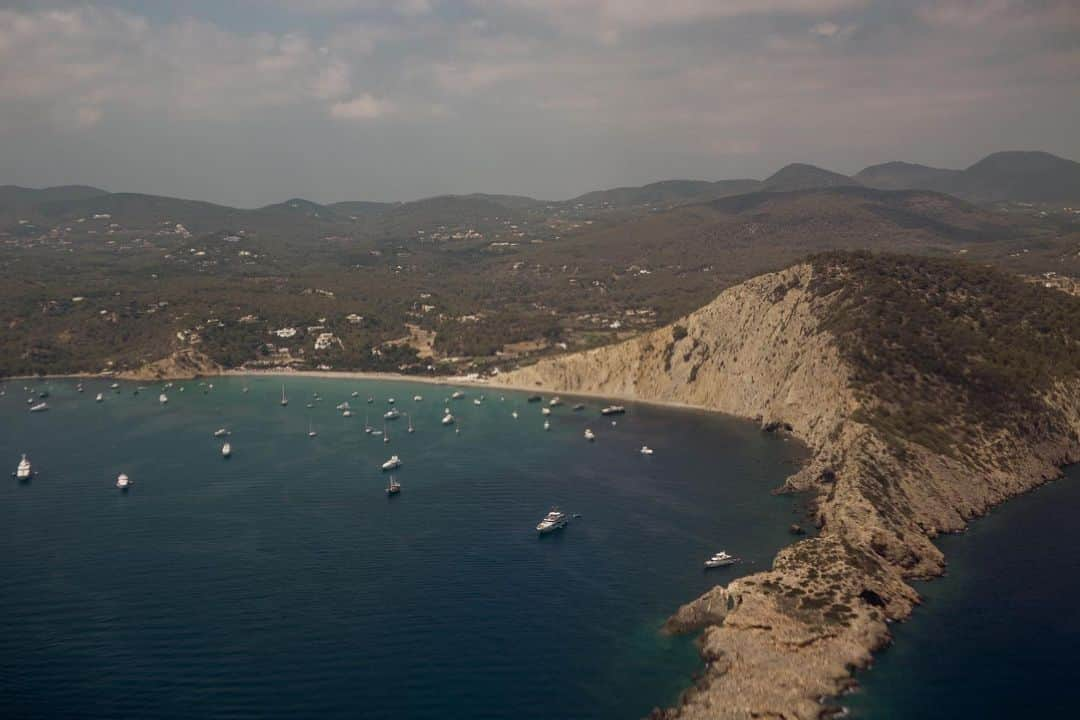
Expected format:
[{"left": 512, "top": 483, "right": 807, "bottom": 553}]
[{"left": 330, "top": 93, "right": 395, "bottom": 119}]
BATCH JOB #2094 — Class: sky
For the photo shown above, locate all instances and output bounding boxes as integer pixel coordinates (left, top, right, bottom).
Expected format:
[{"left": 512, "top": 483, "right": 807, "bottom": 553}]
[{"left": 1, "top": 0, "right": 1078, "bottom": 207}]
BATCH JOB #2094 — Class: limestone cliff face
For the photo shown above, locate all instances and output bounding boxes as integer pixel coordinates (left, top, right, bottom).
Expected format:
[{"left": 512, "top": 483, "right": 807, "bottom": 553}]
[{"left": 495, "top": 261, "right": 1080, "bottom": 720}]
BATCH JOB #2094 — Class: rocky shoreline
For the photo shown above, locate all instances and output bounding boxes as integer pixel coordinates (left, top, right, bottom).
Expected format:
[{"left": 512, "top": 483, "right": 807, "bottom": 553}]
[{"left": 493, "top": 261, "right": 1080, "bottom": 719}]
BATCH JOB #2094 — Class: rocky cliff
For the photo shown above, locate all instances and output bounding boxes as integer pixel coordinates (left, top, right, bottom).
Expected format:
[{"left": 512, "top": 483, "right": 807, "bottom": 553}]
[
  {"left": 495, "top": 252, "right": 1080, "bottom": 719},
  {"left": 117, "top": 348, "right": 221, "bottom": 381}
]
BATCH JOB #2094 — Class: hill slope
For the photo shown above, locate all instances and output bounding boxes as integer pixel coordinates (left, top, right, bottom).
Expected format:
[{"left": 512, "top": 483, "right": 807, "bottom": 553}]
[
  {"left": 763, "top": 163, "right": 860, "bottom": 192},
  {"left": 495, "top": 252, "right": 1080, "bottom": 719}
]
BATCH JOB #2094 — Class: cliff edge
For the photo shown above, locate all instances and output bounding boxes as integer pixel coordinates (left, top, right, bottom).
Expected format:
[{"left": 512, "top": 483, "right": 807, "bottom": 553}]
[{"left": 495, "top": 252, "right": 1080, "bottom": 719}]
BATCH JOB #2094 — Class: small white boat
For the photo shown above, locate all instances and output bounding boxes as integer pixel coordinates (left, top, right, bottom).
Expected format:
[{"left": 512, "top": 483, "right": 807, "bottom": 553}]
[
  {"left": 640, "top": 445, "right": 654, "bottom": 455},
  {"left": 473, "top": 398, "right": 482, "bottom": 406},
  {"left": 116, "top": 473, "right": 130, "bottom": 491},
  {"left": 442, "top": 413, "right": 455, "bottom": 426},
  {"left": 541, "top": 407, "right": 551, "bottom": 416},
  {"left": 351, "top": 391, "right": 360, "bottom": 398},
  {"left": 413, "top": 395, "right": 423, "bottom": 402},
  {"left": 705, "top": 551, "right": 737, "bottom": 569},
  {"left": 221, "top": 442, "right": 232, "bottom": 458},
  {"left": 308, "top": 422, "right": 317, "bottom": 438},
  {"left": 364, "top": 414, "right": 373, "bottom": 434},
  {"left": 387, "top": 397, "right": 395, "bottom": 404},
  {"left": 110, "top": 382, "right": 120, "bottom": 390},
  {"left": 511, "top": 410, "right": 518, "bottom": 419},
  {"left": 381, "top": 455, "right": 402, "bottom": 471},
  {"left": 601, "top": 405, "right": 626, "bottom": 416},
  {"left": 336, "top": 401, "right": 351, "bottom": 410},
  {"left": 95, "top": 393, "right": 104, "bottom": 402},
  {"left": 536, "top": 508, "right": 568, "bottom": 534},
  {"left": 549, "top": 396, "right": 562, "bottom": 407},
  {"left": 343, "top": 409, "right": 353, "bottom": 417},
  {"left": 386, "top": 475, "right": 401, "bottom": 495},
  {"left": 281, "top": 386, "right": 288, "bottom": 406},
  {"left": 572, "top": 403, "right": 585, "bottom": 411},
  {"left": 29, "top": 402, "right": 48, "bottom": 413},
  {"left": 76, "top": 384, "right": 84, "bottom": 393},
  {"left": 159, "top": 393, "right": 168, "bottom": 404},
  {"left": 384, "top": 408, "right": 401, "bottom": 420},
  {"left": 407, "top": 414, "right": 415, "bottom": 433},
  {"left": 372, "top": 430, "right": 383, "bottom": 436},
  {"left": 543, "top": 420, "right": 550, "bottom": 431},
  {"left": 584, "top": 428, "right": 595, "bottom": 441},
  {"left": 306, "top": 403, "right": 314, "bottom": 408},
  {"left": 213, "top": 428, "right": 229, "bottom": 437},
  {"left": 367, "top": 396, "right": 374, "bottom": 404},
  {"left": 15, "top": 454, "right": 32, "bottom": 480},
  {"left": 242, "top": 387, "right": 249, "bottom": 394},
  {"left": 451, "top": 390, "right": 465, "bottom": 399}
]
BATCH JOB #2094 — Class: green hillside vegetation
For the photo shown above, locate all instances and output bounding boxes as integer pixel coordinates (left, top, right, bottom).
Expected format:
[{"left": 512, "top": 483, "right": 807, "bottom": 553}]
[{"left": 810, "top": 251, "right": 1080, "bottom": 455}]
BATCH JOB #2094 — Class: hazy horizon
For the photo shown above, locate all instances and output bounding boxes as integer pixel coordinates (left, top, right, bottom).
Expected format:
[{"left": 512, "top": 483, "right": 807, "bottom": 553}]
[{"left": 2, "top": 0, "right": 1078, "bottom": 207}]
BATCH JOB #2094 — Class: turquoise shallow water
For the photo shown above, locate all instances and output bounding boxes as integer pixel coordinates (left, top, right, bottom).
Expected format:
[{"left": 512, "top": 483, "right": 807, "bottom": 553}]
[
  {"left": 0, "top": 376, "right": 806, "bottom": 719},
  {"left": 844, "top": 464, "right": 1080, "bottom": 718}
]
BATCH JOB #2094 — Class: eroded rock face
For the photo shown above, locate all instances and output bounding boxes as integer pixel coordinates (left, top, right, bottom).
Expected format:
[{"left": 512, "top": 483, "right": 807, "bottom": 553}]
[
  {"left": 496, "top": 263, "right": 1080, "bottom": 719},
  {"left": 117, "top": 348, "right": 221, "bottom": 381}
]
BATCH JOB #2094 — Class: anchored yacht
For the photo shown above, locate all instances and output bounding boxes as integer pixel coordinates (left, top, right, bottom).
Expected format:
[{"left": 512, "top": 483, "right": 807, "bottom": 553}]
[
  {"left": 442, "top": 412, "right": 455, "bottom": 425},
  {"left": 601, "top": 405, "right": 626, "bottom": 416},
  {"left": 640, "top": 445, "right": 654, "bottom": 455},
  {"left": 116, "top": 473, "right": 130, "bottom": 491},
  {"left": 15, "top": 454, "right": 32, "bottom": 480},
  {"left": 584, "top": 428, "right": 596, "bottom": 441},
  {"left": 536, "top": 508, "right": 568, "bottom": 534},
  {"left": 386, "top": 475, "right": 401, "bottom": 495},
  {"left": 221, "top": 442, "right": 232, "bottom": 458},
  {"left": 705, "top": 551, "right": 737, "bottom": 569},
  {"left": 28, "top": 402, "right": 48, "bottom": 413},
  {"left": 213, "top": 428, "right": 229, "bottom": 437},
  {"left": 549, "top": 396, "right": 562, "bottom": 407},
  {"left": 384, "top": 408, "right": 401, "bottom": 420},
  {"left": 159, "top": 393, "right": 168, "bottom": 404},
  {"left": 381, "top": 455, "right": 402, "bottom": 471},
  {"left": 451, "top": 390, "right": 465, "bottom": 400},
  {"left": 95, "top": 393, "right": 104, "bottom": 402}
]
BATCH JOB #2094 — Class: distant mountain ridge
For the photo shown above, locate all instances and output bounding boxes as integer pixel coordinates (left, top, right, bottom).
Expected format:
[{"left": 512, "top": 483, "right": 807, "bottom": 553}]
[{"left": 3, "top": 151, "right": 1078, "bottom": 231}]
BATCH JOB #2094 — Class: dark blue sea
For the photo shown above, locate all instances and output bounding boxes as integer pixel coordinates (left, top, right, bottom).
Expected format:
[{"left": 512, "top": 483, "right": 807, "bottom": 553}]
[
  {"left": 845, "top": 464, "right": 1080, "bottom": 718},
  {"left": 0, "top": 377, "right": 807, "bottom": 719}
]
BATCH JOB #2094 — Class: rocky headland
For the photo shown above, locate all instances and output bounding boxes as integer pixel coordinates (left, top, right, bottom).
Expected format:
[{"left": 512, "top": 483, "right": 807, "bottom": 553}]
[{"left": 494, "top": 251, "right": 1080, "bottom": 719}]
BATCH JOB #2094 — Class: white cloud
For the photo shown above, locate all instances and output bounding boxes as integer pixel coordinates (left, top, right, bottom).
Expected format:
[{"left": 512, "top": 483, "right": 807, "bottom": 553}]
[{"left": 330, "top": 94, "right": 395, "bottom": 119}]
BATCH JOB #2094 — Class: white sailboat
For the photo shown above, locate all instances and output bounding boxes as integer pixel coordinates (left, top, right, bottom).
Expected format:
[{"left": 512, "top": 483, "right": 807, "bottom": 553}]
[
  {"left": 281, "top": 385, "right": 289, "bottom": 406},
  {"left": 407, "top": 414, "right": 415, "bottom": 433},
  {"left": 364, "top": 413, "right": 373, "bottom": 434},
  {"left": 308, "top": 421, "right": 317, "bottom": 438},
  {"left": 386, "top": 474, "right": 401, "bottom": 495},
  {"left": 384, "top": 422, "right": 390, "bottom": 444}
]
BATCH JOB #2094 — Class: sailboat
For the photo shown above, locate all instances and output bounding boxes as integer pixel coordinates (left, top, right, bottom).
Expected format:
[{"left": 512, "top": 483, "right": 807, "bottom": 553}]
[
  {"left": 407, "top": 413, "right": 415, "bottom": 433},
  {"left": 383, "top": 422, "right": 390, "bottom": 444},
  {"left": 308, "top": 421, "right": 317, "bottom": 438},
  {"left": 364, "top": 413, "right": 372, "bottom": 434},
  {"left": 386, "top": 474, "right": 401, "bottom": 495},
  {"left": 281, "top": 385, "right": 288, "bottom": 406}
]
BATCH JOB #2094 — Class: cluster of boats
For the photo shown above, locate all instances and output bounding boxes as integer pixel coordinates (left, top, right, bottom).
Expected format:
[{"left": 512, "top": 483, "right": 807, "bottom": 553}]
[{"left": 11, "top": 382, "right": 723, "bottom": 558}]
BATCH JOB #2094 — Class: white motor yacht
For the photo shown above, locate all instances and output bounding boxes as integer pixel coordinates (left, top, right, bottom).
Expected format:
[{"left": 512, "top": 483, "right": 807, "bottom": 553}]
[
  {"left": 29, "top": 402, "right": 48, "bottom": 413},
  {"left": 536, "top": 508, "right": 568, "bottom": 534},
  {"left": 601, "top": 405, "right": 626, "bottom": 416},
  {"left": 384, "top": 408, "right": 401, "bottom": 420},
  {"left": 221, "top": 442, "right": 232, "bottom": 458},
  {"left": 541, "top": 407, "right": 551, "bottom": 416},
  {"left": 511, "top": 410, "right": 518, "bottom": 419},
  {"left": 640, "top": 446, "right": 654, "bottom": 455},
  {"left": 381, "top": 455, "right": 402, "bottom": 471},
  {"left": 442, "top": 412, "right": 455, "bottom": 425},
  {"left": 704, "top": 551, "right": 737, "bottom": 569},
  {"left": 15, "top": 454, "right": 32, "bottom": 480},
  {"left": 584, "top": 428, "right": 596, "bottom": 441},
  {"left": 95, "top": 393, "right": 104, "bottom": 402},
  {"left": 159, "top": 393, "right": 168, "bottom": 404},
  {"left": 116, "top": 473, "right": 130, "bottom": 491},
  {"left": 549, "top": 396, "right": 562, "bottom": 407},
  {"left": 543, "top": 420, "right": 550, "bottom": 431},
  {"left": 413, "top": 395, "right": 423, "bottom": 402},
  {"left": 213, "top": 428, "right": 229, "bottom": 437},
  {"left": 451, "top": 390, "right": 465, "bottom": 399}
]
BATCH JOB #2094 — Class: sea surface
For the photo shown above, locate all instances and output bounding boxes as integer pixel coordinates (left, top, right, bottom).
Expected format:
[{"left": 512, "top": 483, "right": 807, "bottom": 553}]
[
  {"left": 0, "top": 376, "right": 807, "bottom": 720},
  {"left": 845, "top": 464, "right": 1080, "bottom": 718}
]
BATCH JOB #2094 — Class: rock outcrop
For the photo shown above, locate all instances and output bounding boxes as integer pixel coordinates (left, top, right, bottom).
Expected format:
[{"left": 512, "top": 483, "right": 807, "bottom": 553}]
[
  {"left": 495, "top": 256, "right": 1080, "bottom": 719},
  {"left": 117, "top": 348, "right": 221, "bottom": 381}
]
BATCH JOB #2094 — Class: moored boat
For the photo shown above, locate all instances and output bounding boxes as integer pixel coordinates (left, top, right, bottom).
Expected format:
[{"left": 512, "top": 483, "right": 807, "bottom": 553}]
[
  {"left": 536, "top": 508, "right": 568, "bottom": 534},
  {"left": 381, "top": 455, "right": 402, "bottom": 471},
  {"left": 704, "top": 551, "right": 737, "bottom": 569},
  {"left": 221, "top": 442, "right": 232, "bottom": 458},
  {"left": 15, "top": 454, "right": 32, "bottom": 480},
  {"left": 116, "top": 473, "right": 130, "bottom": 491},
  {"left": 601, "top": 405, "right": 626, "bottom": 416},
  {"left": 584, "top": 428, "right": 595, "bottom": 441}
]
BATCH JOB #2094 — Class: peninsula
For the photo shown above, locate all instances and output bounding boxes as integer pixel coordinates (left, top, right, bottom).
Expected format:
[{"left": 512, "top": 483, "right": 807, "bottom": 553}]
[{"left": 495, "top": 251, "right": 1080, "bottom": 718}]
